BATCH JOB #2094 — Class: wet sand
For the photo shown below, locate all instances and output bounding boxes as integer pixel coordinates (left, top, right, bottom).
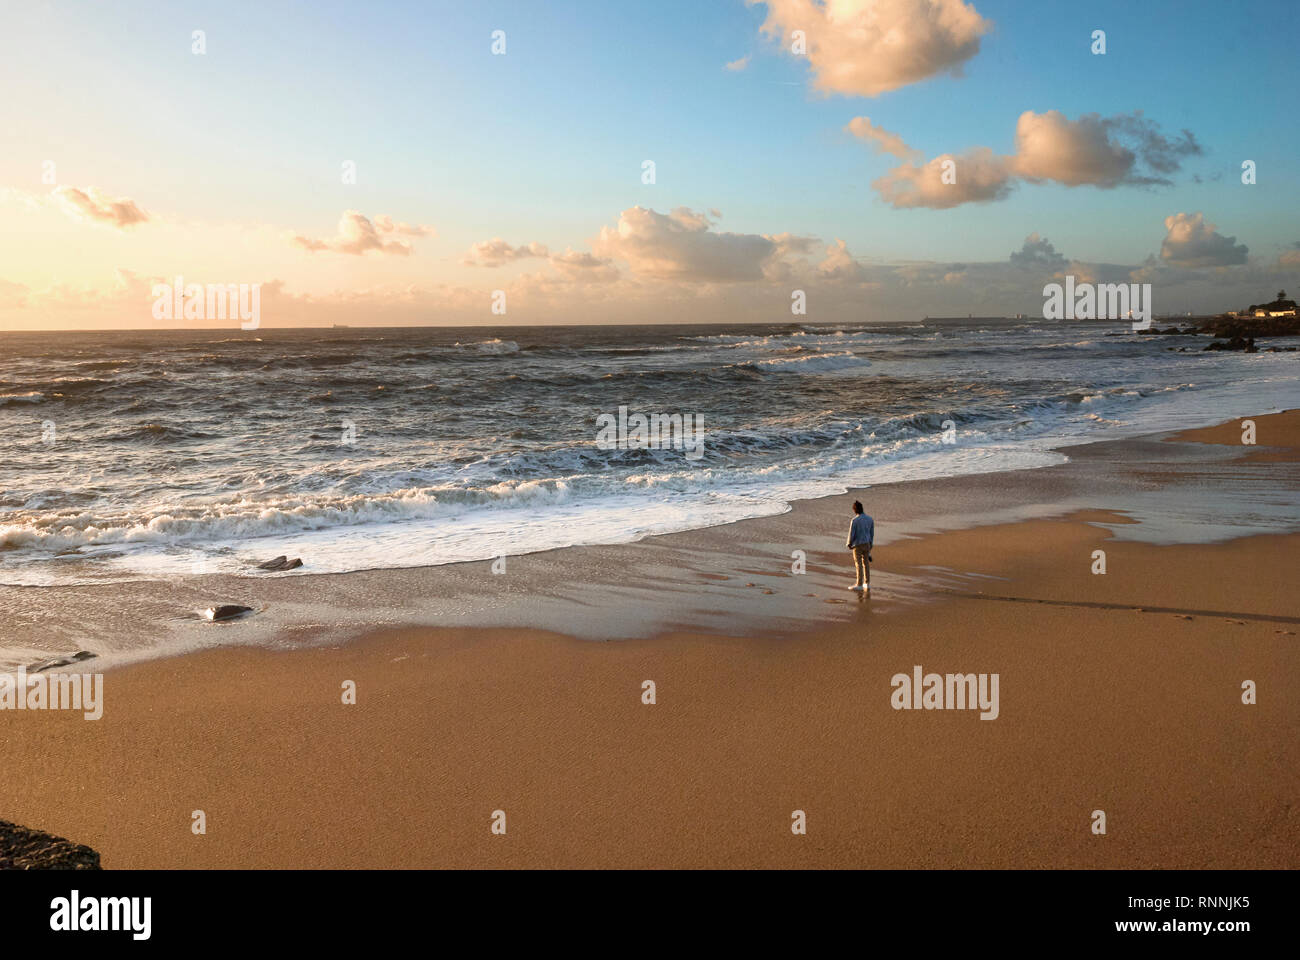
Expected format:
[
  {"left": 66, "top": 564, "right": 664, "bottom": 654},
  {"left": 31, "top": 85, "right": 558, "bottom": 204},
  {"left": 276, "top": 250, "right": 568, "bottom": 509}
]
[{"left": 2, "top": 412, "right": 1297, "bottom": 868}]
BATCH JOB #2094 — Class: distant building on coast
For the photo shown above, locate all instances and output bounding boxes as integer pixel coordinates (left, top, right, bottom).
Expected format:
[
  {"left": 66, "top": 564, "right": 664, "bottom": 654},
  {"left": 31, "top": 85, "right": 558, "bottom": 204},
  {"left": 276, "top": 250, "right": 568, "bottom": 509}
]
[{"left": 1232, "top": 290, "right": 1297, "bottom": 319}]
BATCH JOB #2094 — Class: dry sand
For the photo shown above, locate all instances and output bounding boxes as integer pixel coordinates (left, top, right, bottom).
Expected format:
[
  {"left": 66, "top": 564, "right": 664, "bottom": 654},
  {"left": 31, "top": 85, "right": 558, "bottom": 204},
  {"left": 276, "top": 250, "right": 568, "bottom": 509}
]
[{"left": 2, "top": 413, "right": 1297, "bottom": 868}]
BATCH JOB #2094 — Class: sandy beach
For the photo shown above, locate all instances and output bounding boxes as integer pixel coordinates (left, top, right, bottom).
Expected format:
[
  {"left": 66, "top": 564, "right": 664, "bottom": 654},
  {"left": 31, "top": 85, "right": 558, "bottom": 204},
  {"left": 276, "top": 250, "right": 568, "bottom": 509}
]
[{"left": 2, "top": 411, "right": 1297, "bottom": 869}]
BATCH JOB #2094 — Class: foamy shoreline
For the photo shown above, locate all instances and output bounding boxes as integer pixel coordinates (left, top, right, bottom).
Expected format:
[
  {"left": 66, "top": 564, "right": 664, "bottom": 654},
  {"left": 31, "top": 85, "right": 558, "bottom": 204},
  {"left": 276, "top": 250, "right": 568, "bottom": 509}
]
[{"left": 1, "top": 409, "right": 1296, "bottom": 675}]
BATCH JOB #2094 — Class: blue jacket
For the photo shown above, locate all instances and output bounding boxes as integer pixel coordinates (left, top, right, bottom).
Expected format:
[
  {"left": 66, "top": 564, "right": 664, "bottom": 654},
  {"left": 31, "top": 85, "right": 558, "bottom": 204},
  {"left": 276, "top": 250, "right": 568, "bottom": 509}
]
[{"left": 847, "top": 513, "right": 874, "bottom": 549}]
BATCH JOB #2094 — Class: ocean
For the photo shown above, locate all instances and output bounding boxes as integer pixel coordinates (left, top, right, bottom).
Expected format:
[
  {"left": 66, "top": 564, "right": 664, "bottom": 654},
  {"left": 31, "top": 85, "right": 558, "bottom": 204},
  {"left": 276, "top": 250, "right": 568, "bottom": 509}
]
[{"left": 3, "top": 320, "right": 1299, "bottom": 586}]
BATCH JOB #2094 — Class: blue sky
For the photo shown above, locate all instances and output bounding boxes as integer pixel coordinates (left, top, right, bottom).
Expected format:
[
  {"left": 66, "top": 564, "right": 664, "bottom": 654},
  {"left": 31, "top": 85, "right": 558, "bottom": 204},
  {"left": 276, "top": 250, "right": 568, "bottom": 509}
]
[{"left": 1, "top": 0, "right": 1297, "bottom": 327}]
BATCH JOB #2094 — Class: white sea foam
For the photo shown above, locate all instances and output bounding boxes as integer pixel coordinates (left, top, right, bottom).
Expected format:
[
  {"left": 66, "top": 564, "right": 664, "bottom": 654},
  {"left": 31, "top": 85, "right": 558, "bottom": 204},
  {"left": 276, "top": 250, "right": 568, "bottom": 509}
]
[
  {"left": 3, "top": 323, "right": 1298, "bottom": 587},
  {"left": 456, "top": 338, "right": 519, "bottom": 354},
  {"left": 746, "top": 351, "right": 872, "bottom": 373}
]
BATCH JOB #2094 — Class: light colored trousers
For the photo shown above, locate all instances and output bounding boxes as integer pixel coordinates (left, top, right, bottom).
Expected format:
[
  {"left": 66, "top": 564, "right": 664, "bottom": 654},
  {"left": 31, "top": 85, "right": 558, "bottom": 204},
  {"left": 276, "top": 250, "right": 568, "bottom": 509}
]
[{"left": 853, "top": 545, "right": 871, "bottom": 586}]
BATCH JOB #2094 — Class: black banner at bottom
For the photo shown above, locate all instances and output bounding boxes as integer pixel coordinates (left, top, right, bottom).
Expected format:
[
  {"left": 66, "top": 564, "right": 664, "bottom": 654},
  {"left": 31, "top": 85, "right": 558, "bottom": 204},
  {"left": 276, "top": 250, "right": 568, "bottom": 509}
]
[{"left": 0, "top": 869, "right": 1284, "bottom": 946}]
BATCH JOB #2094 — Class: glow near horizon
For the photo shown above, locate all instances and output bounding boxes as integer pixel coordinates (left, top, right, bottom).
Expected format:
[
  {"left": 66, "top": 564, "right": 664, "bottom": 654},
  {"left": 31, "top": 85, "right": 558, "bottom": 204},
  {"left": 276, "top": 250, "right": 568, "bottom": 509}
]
[{"left": 0, "top": 0, "right": 1296, "bottom": 329}]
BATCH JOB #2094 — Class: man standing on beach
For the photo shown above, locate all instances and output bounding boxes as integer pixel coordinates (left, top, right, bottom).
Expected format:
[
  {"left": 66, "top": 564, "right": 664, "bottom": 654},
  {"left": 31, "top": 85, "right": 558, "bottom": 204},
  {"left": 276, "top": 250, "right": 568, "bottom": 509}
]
[{"left": 846, "top": 500, "right": 874, "bottom": 593}]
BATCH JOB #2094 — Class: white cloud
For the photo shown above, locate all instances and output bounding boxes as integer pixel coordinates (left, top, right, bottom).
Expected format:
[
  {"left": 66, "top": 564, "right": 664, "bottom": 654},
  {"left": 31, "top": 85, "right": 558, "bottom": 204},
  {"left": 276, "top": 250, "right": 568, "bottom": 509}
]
[
  {"left": 1008, "top": 233, "right": 1068, "bottom": 271},
  {"left": 817, "top": 239, "right": 875, "bottom": 282},
  {"left": 290, "top": 210, "right": 434, "bottom": 255},
  {"left": 549, "top": 248, "right": 620, "bottom": 283},
  {"left": 1012, "top": 111, "right": 1134, "bottom": 187},
  {"left": 463, "top": 238, "right": 550, "bottom": 267},
  {"left": 52, "top": 185, "right": 149, "bottom": 229},
  {"left": 872, "top": 110, "right": 1203, "bottom": 208},
  {"left": 873, "top": 147, "right": 1014, "bottom": 209},
  {"left": 373, "top": 215, "right": 435, "bottom": 237},
  {"left": 1160, "top": 212, "right": 1248, "bottom": 267},
  {"left": 753, "top": 0, "right": 992, "bottom": 97},
  {"left": 845, "top": 116, "right": 920, "bottom": 160},
  {"left": 1011, "top": 110, "right": 1201, "bottom": 188},
  {"left": 591, "top": 206, "right": 783, "bottom": 281}
]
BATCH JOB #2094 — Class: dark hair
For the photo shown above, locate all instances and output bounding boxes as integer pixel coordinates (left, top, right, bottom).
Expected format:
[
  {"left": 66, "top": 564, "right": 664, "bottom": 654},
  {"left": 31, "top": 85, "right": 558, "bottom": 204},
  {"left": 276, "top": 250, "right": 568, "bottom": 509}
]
[{"left": 852, "top": 500, "right": 864, "bottom": 514}]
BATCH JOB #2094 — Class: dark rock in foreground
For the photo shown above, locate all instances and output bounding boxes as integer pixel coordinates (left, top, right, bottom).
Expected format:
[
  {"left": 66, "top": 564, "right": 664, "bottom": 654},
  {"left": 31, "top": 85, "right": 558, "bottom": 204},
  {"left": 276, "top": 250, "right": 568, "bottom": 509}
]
[
  {"left": 204, "top": 604, "right": 254, "bottom": 621},
  {"left": 0, "top": 820, "right": 101, "bottom": 870},
  {"left": 1193, "top": 316, "right": 1300, "bottom": 338},
  {"left": 1203, "top": 336, "right": 1258, "bottom": 353},
  {"left": 29, "top": 651, "right": 97, "bottom": 673},
  {"left": 256, "top": 555, "right": 303, "bottom": 571}
]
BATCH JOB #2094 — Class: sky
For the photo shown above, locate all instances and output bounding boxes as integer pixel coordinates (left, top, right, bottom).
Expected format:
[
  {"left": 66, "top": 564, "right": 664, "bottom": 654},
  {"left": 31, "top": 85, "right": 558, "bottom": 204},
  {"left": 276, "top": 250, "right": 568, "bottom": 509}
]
[{"left": 1, "top": 0, "right": 1297, "bottom": 329}]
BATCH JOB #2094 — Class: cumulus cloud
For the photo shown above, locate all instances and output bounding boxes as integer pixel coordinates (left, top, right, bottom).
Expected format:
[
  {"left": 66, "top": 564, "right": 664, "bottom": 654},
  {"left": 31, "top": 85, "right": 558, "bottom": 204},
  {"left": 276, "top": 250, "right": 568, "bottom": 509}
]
[
  {"left": 290, "top": 210, "right": 434, "bottom": 255},
  {"left": 550, "top": 249, "right": 610, "bottom": 270},
  {"left": 1067, "top": 259, "right": 1139, "bottom": 286},
  {"left": 725, "top": 55, "right": 751, "bottom": 71},
  {"left": 1013, "top": 110, "right": 1203, "bottom": 188},
  {"left": 817, "top": 239, "right": 875, "bottom": 282},
  {"left": 549, "top": 248, "right": 620, "bottom": 283},
  {"left": 1011, "top": 111, "right": 1134, "bottom": 187},
  {"left": 1011, "top": 110, "right": 1201, "bottom": 188},
  {"left": 1159, "top": 212, "right": 1248, "bottom": 267},
  {"left": 372, "top": 215, "right": 435, "bottom": 237},
  {"left": 873, "top": 147, "right": 1014, "bottom": 209},
  {"left": 766, "top": 232, "right": 820, "bottom": 259},
  {"left": 52, "top": 185, "right": 149, "bottom": 229},
  {"left": 591, "top": 206, "right": 785, "bottom": 281},
  {"left": 755, "top": 232, "right": 819, "bottom": 281},
  {"left": 1009, "top": 233, "right": 1068, "bottom": 271},
  {"left": 463, "top": 238, "right": 550, "bottom": 267},
  {"left": 764, "top": 0, "right": 991, "bottom": 97},
  {"left": 753, "top": 0, "right": 991, "bottom": 97},
  {"left": 873, "top": 110, "right": 1203, "bottom": 208},
  {"left": 845, "top": 116, "right": 920, "bottom": 160}
]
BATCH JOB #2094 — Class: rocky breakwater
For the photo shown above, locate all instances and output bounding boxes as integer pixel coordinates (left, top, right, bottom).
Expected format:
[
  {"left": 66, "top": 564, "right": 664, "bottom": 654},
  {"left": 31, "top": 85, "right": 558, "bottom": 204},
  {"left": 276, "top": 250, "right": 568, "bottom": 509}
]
[{"left": 0, "top": 820, "right": 102, "bottom": 869}]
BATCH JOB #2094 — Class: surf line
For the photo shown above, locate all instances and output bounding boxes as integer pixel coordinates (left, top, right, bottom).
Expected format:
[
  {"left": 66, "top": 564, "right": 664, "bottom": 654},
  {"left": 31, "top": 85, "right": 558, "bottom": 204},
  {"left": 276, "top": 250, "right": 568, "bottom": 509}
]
[{"left": 595, "top": 405, "right": 705, "bottom": 461}]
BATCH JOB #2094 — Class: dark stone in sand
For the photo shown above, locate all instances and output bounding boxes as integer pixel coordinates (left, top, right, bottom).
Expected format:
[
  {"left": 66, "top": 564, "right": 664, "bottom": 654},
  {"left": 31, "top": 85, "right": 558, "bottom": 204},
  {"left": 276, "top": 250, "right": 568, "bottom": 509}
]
[
  {"left": 204, "top": 604, "right": 254, "bottom": 622},
  {"left": 0, "top": 820, "right": 101, "bottom": 870},
  {"left": 29, "top": 651, "right": 97, "bottom": 673},
  {"left": 256, "top": 555, "right": 303, "bottom": 571}
]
